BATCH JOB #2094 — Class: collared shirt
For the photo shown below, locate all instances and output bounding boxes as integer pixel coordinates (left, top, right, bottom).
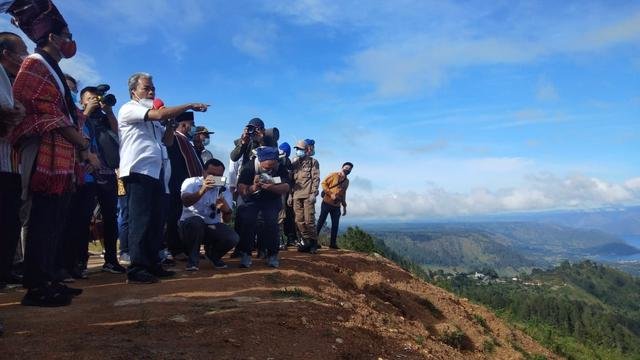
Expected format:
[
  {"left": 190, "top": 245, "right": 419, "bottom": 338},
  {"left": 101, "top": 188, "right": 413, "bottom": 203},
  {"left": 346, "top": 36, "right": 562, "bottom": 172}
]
[
  {"left": 180, "top": 176, "right": 233, "bottom": 225},
  {"left": 0, "top": 65, "right": 18, "bottom": 174},
  {"left": 117, "top": 100, "right": 165, "bottom": 180}
]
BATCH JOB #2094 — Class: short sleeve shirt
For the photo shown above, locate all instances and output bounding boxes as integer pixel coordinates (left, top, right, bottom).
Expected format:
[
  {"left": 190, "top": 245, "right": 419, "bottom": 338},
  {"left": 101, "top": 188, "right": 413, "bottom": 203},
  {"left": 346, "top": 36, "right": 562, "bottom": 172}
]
[
  {"left": 180, "top": 176, "right": 233, "bottom": 225},
  {"left": 117, "top": 100, "right": 165, "bottom": 179}
]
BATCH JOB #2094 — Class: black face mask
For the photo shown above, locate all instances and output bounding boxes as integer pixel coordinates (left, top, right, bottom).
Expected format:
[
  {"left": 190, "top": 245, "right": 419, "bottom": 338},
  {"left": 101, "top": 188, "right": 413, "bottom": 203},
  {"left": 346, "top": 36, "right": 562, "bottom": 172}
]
[{"left": 343, "top": 170, "right": 351, "bottom": 175}]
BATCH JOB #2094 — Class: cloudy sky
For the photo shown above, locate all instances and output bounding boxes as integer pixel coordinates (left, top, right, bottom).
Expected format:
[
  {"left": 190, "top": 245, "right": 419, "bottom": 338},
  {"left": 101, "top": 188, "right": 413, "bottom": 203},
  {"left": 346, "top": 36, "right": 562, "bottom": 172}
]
[{"left": 2, "top": 0, "right": 639, "bottom": 220}]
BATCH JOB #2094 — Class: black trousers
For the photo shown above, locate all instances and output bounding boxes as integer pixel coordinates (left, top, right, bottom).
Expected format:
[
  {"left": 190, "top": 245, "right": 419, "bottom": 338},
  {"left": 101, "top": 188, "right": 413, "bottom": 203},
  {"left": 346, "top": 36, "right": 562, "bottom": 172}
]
[
  {"left": 0, "top": 172, "right": 21, "bottom": 281},
  {"left": 58, "top": 183, "right": 96, "bottom": 274},
  {"left": 317, "top": 202, "right": 341, "bottom": 246},
  {"left": 166, "top": 189, "right": 185, "bottom": 256},
  {"left": 23, "top": 192, "right": 71, "bottom": 289},
  {"left": 237, "top": 197, "right": 281, "bottom": 256},
  {"left": 123, "top": 173, "right": 163, "bottom": 275},
  {"left": 95, "top": 175, "right": 119, "bottom": 264}
]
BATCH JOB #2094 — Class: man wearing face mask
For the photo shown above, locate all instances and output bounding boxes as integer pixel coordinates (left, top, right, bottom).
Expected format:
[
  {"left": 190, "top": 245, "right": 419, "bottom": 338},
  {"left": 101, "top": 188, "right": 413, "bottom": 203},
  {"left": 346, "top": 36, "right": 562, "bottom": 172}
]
[
  {"left": 64, "top": 74, "right": 79, "bottom": 108},
  {"left": 165, "top": 112, "right": 204, "bottom": 258},
  {"left": 236, "top": 147, "right": 290, "bottom": 268},
  {"left": 6, "top": 0, "right": 100, "bottom": 306},
  {"left": 193, "top": 126, "right": 214, "bottom": 164},
  {"left": 290, "top": 139, "right": 321, "bottom": 254},
  {"left": 317, "top": 162, "right": 353, "bottom": 249},
  {"left": 118, "top": 72, "right": 208, "bottom": 284},
  {"left": 0, "top": 31, "right": 27, "bottom": 290}
]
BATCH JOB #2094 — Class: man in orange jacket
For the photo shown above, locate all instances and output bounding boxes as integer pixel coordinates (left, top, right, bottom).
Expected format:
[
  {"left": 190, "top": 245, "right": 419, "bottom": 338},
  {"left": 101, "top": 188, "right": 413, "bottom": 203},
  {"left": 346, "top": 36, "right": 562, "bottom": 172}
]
[{"left": 317, "top": 162, "right": 353, "bottom": 249}]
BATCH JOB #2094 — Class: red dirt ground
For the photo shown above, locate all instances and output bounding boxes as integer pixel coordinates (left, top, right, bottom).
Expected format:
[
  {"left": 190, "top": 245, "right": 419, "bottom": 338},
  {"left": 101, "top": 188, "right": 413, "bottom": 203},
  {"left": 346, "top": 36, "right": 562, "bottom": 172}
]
[{"left": 0, "top": 250, "right": 558, "bottom": 359}]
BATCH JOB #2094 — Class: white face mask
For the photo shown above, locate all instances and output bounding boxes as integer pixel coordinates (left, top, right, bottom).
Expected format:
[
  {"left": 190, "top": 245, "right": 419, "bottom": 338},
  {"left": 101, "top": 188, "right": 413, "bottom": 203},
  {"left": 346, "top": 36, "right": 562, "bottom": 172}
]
[{"left": 138, "top": 98, "right": 154, "bottom": 109}]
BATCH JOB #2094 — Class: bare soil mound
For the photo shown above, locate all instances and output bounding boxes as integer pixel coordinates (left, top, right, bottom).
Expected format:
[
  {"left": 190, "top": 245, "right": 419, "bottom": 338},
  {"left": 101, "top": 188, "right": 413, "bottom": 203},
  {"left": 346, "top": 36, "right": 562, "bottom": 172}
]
[{"left": 0, "top": 250, "right": 558, "bottom": 359}]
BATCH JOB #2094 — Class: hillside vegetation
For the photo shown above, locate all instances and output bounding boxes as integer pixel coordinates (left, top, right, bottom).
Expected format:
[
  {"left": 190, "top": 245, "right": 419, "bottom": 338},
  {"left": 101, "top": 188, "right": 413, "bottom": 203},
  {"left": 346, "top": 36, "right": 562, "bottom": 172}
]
[{"left": 337, "top": 226, "right": 640, "bottom": 360}]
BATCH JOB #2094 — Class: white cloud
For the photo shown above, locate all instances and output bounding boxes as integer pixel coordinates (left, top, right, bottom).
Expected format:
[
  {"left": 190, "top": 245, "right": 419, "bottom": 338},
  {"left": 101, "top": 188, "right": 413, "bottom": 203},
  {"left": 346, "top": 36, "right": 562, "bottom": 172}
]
[
  {"left": 347, "top": 174, "right": 640, "bottom": 220},
  {"left": 60, "top": 52, "right": 101, "bottom": 85},
  {"left": 317, "top": 4, "right": 640, "bottom": 98},
  {"left": 536, "top": 78, "right": 559, "bottom": 102},
  {"left": 231, "top": 22, "right": 278, "bottom": 60}
]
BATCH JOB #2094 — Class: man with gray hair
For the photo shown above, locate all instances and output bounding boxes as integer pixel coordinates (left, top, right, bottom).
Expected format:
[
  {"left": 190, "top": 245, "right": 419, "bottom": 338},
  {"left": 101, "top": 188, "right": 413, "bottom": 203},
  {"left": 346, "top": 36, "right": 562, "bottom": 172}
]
[{"left": 118, "top": 72, "right": 208, "bottom": 284}]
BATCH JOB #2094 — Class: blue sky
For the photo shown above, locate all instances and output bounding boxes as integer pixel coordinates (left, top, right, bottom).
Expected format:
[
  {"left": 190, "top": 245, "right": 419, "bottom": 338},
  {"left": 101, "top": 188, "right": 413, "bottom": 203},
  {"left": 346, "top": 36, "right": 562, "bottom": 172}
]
[{"left": 2, "top": 0, "right": 639, "bottom": 220}]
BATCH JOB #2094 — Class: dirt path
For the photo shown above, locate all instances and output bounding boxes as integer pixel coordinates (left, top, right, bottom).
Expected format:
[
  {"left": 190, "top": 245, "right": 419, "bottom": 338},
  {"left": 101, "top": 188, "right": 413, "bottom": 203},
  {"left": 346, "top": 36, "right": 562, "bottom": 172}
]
[{"left": 0, "top": 250, "right": 558, "bottom": 359}]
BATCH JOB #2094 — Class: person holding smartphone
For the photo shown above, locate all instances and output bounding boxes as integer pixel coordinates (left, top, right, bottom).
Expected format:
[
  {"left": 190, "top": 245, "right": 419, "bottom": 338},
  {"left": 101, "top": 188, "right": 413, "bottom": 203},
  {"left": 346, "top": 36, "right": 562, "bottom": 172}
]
[{"left": 179, "top": 158, "right": 238, "bottom": 271}]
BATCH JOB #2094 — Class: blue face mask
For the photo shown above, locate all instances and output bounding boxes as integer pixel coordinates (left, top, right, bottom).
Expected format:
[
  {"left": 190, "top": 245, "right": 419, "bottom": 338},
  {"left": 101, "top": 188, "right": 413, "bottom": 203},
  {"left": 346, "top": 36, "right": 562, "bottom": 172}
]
[
  {"left": 295, "top": 149, "right": 306, "bottom": 157},
  {"left": 187, "top": 127, "right": 197, "bottom": 139},
  {"left": 203, "top": 137, "right": 210, "bottom": 146}
]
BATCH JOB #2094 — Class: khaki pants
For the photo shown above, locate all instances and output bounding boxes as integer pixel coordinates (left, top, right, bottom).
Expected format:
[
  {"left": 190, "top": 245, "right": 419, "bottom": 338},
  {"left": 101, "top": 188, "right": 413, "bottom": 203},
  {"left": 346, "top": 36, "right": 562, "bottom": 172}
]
[{"left": 293, "top": 197, "right": 317, "bottom": 242}]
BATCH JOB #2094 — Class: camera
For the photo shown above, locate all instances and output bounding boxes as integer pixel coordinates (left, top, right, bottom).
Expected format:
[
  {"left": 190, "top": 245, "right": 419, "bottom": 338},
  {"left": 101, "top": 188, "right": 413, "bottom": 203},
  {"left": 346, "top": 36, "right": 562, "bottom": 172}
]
[
  {"left": 95, "top": 84, "right": 117, "bottom": 107},
  {"left": 258, "top": 173, "right": 282, "bottom": 184},
  {"left": 246, "top": 124, "right": 256, "bottom": 135}
]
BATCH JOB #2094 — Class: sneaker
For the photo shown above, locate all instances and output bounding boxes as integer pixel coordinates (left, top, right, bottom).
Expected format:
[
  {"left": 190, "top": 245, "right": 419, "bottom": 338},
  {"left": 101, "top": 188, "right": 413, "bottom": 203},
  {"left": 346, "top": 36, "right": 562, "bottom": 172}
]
[
  {"left": 21, "top": 287, "right": 72, "bottom": 307},
  {"left": 56, "top": 269, "right": 75, "bottom": 283},
  {"left": 102, "top": 262, "right": 126, "bottom": 274},
  {"left": 119, "top": 252, "right": 131, "bottom": 264},
  {"left": 211, "top": 258, "right": 228, "bottom": 269},
  {"left": 70, "top": 266, "right": 89, "bottom": 280},
  {"left": 329, "top": 244, "right": 340, "bottom": 250},
  {"left": 239, "top": 253, "right": 252, "bottom": 268},
  {"left": 267, "top": 254, "right": 280, "bottom": 268},
  {"left": 51, "top": 283, "right": 83, "bottom": 297},
  {"left": 160, "top": 257, "right": 176, "bottom": 266},
  {"left": 149, "top": 266, "right": 176, "bottom": 278},
  {"left": 185, "top": 265, "right": 199, "bottom": 271},
  {"left": 126, "top": 270, "right": 159, "bottom": 284}
]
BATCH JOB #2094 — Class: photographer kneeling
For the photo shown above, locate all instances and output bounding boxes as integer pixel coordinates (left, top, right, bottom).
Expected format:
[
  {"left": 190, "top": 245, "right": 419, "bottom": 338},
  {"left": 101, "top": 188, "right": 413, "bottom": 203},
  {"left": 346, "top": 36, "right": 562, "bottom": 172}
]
[
  {"left": 236, "top": 147, "right": 290, "bottom": 268},
  {"left": 179, "top": 159, "right": 238, "bottom": 271}
]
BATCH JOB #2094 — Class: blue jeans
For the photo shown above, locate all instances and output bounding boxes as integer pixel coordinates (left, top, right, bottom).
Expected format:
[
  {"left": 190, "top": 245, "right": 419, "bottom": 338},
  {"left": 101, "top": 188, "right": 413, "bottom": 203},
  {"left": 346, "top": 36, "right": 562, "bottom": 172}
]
[
  {"left": 117, "top": 194, "right": 129, "bottom": 254},
  {"left": 237, "top": 197, "right": 281, "bottom": 256},
  {"left": 122, "top": 173, "right": 163, "bottom": 274}
]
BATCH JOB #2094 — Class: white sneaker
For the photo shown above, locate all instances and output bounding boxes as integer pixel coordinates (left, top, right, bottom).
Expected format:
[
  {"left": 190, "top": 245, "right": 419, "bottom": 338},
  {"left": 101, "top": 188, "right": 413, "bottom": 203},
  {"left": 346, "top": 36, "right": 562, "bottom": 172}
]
[{"left": 185, "top": 265, "right": 199, "bottom": 271}]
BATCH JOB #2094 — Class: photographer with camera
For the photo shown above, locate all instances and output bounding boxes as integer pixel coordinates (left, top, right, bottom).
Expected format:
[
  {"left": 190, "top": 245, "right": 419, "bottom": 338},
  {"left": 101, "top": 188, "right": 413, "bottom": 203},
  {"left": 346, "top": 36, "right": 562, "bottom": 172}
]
[
  {"left": 236, "top": 147, "right": 290, "bottom": 268},
  {"left": 179, "top": 158, "right": 238, "bottom": 271},
  {"left": 230, "top": 117, "right": 279, "bottom": 167},
  {"left": 63, "top": 85, "right": 124, "bottom": 275},
  {"left": 118, "top": 72, "right": 208, "bottom": 284}
]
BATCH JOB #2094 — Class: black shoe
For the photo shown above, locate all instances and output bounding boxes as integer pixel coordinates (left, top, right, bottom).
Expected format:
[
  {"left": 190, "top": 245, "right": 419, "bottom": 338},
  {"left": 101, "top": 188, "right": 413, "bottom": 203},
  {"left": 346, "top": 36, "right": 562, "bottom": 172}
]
[
  {"left": 102, "top": 262, "right": 126, "bottom": 274},
  {"left": 160, "top": 257, "right": 176, "bottom": 266},
  {"left": 126, "top": 270, "right": 159, "bottom": 284},
  {"left": 51, "top": 283, "right": 83, "bottom": 297},
  {"left": 21, "top": 287, "right": 72, "bottom": 307},
  {"left": 329, "top": 244, "right": 340, "bottom": 250},
  {"left": 149, "top": 266, "right": 175, "bottom": 278},
  {"left": 70, "top": 267, "right": 89, "bottom": 280},
  {"left": 1, "top": 273, "right": 23, "bottom": 285}
]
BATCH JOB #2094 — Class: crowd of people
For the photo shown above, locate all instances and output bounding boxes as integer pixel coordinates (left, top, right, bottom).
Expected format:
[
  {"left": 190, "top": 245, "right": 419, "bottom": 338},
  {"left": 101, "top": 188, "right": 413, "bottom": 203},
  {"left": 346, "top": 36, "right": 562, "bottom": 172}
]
[{"left": 0, "top": 0, "right": 354, "bottom": 312}]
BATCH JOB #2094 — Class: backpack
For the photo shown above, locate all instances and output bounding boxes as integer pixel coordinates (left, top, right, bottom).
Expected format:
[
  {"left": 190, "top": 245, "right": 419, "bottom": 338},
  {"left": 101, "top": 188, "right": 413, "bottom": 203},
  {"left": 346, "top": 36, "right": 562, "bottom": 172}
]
[{"left": 88, "top": 115, "right": 120, "bottom": 169}]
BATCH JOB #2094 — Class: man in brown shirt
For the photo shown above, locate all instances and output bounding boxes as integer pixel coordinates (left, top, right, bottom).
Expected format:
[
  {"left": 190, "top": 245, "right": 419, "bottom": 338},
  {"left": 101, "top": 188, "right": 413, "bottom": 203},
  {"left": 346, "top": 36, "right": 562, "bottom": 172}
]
[
  {"left": 317, "top": 162, "right": 353, "bottom": 249},
  {"left": 290, "top": 140, "right": 320, "bottom": 253}
]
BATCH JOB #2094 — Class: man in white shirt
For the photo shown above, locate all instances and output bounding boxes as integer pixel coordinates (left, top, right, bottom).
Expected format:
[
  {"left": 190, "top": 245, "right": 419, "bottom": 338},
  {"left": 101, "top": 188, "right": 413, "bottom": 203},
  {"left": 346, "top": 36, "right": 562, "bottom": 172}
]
[
  {"left": 118, "top": 72, "right": 208, "bottom": 284},
  {"left": 179, "top": 158, "right": 238, "bottom": 271}
]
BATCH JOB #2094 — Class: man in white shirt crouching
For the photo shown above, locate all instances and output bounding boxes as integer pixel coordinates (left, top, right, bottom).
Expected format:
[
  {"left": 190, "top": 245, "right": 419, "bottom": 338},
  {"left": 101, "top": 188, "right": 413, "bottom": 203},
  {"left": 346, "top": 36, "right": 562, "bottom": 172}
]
[{"left": 180, "top": 158, "right": 238, "bottom": 271}]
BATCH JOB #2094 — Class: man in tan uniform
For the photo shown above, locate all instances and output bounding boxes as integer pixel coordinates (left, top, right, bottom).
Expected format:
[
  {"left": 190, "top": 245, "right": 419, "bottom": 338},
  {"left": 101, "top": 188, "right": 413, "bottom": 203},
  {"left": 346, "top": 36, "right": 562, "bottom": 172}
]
[{"left": 290, "top": 140, "right": 320, "bottom": 253}]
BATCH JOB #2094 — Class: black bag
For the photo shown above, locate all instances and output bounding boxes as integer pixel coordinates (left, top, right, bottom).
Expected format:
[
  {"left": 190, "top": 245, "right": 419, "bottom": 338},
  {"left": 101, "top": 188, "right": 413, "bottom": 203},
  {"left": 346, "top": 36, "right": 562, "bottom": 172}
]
[{"left": 89, "top": 116, "right": 120, "bottom": 169}]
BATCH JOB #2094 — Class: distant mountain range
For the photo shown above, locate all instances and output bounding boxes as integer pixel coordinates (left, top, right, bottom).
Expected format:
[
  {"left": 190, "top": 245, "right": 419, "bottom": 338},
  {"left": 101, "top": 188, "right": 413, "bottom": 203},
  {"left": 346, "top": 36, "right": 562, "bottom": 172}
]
[{"left": 363, "top": 221, "right": 640, "bottom": 276}]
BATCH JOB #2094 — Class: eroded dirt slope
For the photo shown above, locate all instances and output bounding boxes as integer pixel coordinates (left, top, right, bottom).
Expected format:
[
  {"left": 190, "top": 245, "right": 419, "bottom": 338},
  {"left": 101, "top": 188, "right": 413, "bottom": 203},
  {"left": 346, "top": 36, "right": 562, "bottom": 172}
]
[{"left": 0, "top": 250, "right": 558, "bottom": 359}]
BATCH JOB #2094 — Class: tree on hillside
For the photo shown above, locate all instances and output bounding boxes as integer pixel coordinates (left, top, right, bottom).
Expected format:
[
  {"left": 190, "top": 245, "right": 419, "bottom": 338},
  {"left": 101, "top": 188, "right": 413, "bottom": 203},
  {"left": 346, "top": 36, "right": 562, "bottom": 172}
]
[{"left": 338, "top": 226, "right": 381, "bottom": 253}]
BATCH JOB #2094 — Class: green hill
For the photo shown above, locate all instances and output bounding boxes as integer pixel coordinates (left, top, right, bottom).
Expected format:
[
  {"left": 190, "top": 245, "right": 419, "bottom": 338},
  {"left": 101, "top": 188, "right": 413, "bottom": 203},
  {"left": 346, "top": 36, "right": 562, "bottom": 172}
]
[{"left": 435, "top": 261, "right": 640, "bottom": 360}]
